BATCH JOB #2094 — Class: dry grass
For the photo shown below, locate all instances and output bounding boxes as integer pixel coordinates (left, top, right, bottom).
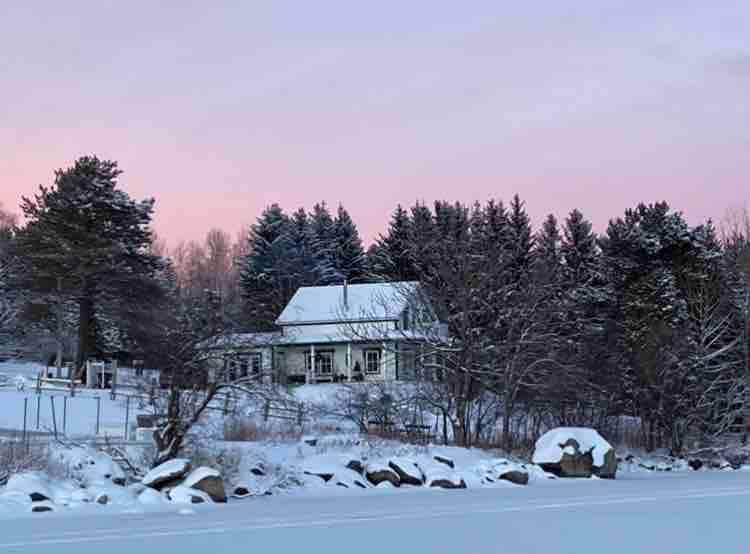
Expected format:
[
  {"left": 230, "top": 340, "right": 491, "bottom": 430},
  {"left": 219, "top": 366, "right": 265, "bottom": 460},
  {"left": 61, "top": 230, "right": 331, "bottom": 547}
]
[{"left": 0, "top": 439, "right": 51, "bottom": 485}]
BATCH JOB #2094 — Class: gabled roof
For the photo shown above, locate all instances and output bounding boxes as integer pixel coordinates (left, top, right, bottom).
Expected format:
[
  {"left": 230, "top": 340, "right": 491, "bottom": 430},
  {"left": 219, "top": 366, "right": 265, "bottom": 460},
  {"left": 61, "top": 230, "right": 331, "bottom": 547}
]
[{"left": 276, "top": 281, "right": 419, "bottom": 326}]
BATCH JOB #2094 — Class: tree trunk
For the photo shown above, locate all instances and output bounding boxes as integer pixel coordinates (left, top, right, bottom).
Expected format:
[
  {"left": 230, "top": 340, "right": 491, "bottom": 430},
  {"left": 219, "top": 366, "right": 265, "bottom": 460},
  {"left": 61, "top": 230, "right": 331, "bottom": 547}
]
[
  {"left": 152, "top": 421, "right": 185, "bottom": 467},
  {"left": 76, "top": 294, "right": 94, "bottom": 377},
  {"left": 502, "top": 398, "right": 514, "bottom": 452}
]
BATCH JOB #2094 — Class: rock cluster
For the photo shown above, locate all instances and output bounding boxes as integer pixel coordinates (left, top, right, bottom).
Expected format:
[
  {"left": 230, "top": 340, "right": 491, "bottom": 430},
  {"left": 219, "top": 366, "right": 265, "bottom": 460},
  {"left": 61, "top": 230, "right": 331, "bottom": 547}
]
[{"left": 141, "top": 460, "right": 227, "bottom": 503}]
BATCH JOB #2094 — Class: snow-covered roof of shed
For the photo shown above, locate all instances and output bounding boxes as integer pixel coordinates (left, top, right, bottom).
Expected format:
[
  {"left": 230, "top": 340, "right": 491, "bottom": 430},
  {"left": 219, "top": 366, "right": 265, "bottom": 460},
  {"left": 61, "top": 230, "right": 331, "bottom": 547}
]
[{"left": 276, "top": 282, "right": 419, "bottom": 326}]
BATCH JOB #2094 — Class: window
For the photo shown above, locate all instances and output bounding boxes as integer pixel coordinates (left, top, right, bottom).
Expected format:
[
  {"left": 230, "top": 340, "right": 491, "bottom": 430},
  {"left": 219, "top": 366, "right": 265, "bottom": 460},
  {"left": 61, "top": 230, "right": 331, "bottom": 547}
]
[
  {"left": 238, "top": 358, "right": 249, "bottom": 378},
  {"left": 250, "top": 353, "right": 262, "bottom": 375},
  {"left": 364, "top": 349, "right": 381, "bottom": 374},
  {"left": 306, "top": 350, "right": 334, "bottom": 375},
  {"left": 401, "top": 307, "right": 410, "bottom": 330},
  {"left": 225, "top": 357, "right": 237, "bottom": 382},
  {"left": 400, "top": 350, "right": 416, "bottom": 371}
]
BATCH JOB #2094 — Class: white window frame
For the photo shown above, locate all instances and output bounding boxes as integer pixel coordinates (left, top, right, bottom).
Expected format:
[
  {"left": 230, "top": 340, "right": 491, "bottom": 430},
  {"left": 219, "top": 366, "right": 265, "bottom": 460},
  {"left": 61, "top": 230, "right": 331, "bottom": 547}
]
[
  {"left": 306, "top": 350, "right": 334, "bottom": 375},
  {"left": 364, "top": 349, "right": 381, "bottom": 374}
]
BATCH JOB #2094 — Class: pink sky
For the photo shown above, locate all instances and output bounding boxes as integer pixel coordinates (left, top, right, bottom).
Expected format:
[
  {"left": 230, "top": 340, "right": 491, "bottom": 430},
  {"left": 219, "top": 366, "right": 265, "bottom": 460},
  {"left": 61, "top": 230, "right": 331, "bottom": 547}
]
[{"left": 2, "top": 1, "right": 748, "bottom": 245}]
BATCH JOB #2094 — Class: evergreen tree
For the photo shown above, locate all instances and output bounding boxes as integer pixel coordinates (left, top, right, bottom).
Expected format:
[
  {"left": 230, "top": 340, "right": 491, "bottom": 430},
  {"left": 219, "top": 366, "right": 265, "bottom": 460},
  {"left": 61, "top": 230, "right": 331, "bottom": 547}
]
[
  {"left": 238, "top": 204, "right": 292, "bottom": 329},
  {"left": 507, "top": 195, "right": 534, "bottom": 282},
  {"left": 332, "top": 204, "right": 367, "bottom": 283},
  {"left": 534, "top": 214, "right": 562, "bottom": 284},
  {"left": 561, "top": 209, "right": 599, "bottom": 285},
  {"left": 409, "top": 202, "right": 437, "bottom": 278},
  {"left": 284, "top": 207, "right": 320, "bottom": 287},
  {"left": 600, "top": 202, "right": 719, "bottom": 452},
  {"left": 368, "top": 205, "right": 417, "bottom": 281},
  {"left": 308, "top": 202, "right": 342, "bottom": 285},
  {"left": 12, "top": 156, "right": 160, "bottom": 371}
]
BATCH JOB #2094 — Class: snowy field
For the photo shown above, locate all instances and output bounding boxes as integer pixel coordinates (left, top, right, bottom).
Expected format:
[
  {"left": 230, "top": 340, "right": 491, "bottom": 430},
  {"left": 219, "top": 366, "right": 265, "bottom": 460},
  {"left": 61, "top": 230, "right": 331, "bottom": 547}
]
[{"left": 0, "top": 471, "right": 748, "bottom": 553}]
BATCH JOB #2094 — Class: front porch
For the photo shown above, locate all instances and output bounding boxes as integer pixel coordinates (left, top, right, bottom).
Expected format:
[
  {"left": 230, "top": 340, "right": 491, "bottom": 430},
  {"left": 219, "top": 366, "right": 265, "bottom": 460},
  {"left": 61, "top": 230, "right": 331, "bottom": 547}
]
[{"left": 276, "top": 342, "right": 416, "bottom": 384}]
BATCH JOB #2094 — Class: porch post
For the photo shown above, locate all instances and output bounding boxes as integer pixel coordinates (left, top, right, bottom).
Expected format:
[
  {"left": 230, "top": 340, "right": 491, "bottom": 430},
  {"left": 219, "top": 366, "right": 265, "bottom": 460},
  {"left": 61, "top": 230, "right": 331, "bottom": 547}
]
[
  {"left": 308, "top": 344, "right": 315, "bottom": 385},
  {"left": 381, "top": 341, "right": 387, "bottom": 381},
  {"left": 346, "top": 343, "right": 352, "bottom": 382}
]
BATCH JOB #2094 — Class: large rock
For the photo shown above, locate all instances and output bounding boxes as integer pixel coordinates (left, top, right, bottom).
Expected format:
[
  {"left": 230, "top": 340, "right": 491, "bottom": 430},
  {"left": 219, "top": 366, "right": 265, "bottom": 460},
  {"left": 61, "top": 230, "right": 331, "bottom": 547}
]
[
  {"left": 142, "top": 459, "right": 192, "bottom": 490},
  {"left": 346, "top": 460, "right": 364, "bottom": 475},
  {"left": 365, "top": 462, "right": 400, "bottom": 487},
  {"left": 429, "top": 478, "right": 466, "bottom": 489},
  {"left": 181, "top": 467, "right": 227, "bottom": 503},
  {"left": 499, "top": 470, "right": 529, "bottom": 486},
  {"left": 304, "top": 471, "right": 334, "bottom": 483},
  {"left": 31, "top": 501, "right": 55, "bottom": 513},
  {"left": 532, "top": 428, "right": 617, "bottom": 479},
  {"left": 433, "top": 455, "right": 455, "bottom": 469},
  {"left": 388, "top": 459, "right": 424, "bottom": 486},
  {"left": 333, "top": 469, "right": 369, "bottom": 490}
]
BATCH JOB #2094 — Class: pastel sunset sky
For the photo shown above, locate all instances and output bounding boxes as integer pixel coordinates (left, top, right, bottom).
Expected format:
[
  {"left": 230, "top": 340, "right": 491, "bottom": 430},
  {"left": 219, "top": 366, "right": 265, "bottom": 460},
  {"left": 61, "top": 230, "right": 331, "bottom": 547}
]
[{"left": 1, "top": 1, "right": 748, "bottom": 245}]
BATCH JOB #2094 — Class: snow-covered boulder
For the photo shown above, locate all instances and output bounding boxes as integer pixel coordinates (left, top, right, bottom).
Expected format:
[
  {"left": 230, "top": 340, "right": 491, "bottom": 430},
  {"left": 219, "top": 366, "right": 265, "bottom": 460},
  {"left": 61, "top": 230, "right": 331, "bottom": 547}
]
[
  {"left": 532, "top": 428, "right": 617, "bottom": 479},
  {"left": 232, "top": 485, "right": 252, "bottom": 498},
  {"left": 428, "top": 477, "right": 466, "bottom": 489},
  {"left": 31, "top": 501, "right": 55, "bottom": 513},
  {"left": 142, "top": 459, "right": 191, "bottom": 490},
  {"left": 433, "top": 455, "right": 455, "bottom": 469},
  {"left": 333, "top": 469, "right": 369, "bottom": 489},
  {"left": 302, "top": 455, "right": 342, "bottom": 483},
  {"left": 418, "top": 460, "right": 465, "bottom": 489},
  {"left": 388, "top": 458, "right": 424, "bottom": 486},
  {"left": 478, "top": 459, "right": 530, "bottom": 486},
  {"left": 499, "top": 469, "right": 529, "bottom": 486},
  {"left": 181, "top": 467, "right": 227, "bottom": 503},
  {"left": 365, "top": 461, "right": 400, "bottom": 487},
  {"left": 346, "top": 459, "right": 364, "bottom": 475}
]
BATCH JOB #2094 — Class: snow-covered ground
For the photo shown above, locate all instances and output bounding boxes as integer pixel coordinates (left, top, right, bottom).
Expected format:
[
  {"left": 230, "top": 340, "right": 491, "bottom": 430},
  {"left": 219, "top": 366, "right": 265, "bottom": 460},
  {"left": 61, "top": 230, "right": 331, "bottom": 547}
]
[
  {"left": 1, "top": 471, "right": 748, "bottom": 553},
  {"left": 0, "top": 361, "right": 148, "bottom": 437}
]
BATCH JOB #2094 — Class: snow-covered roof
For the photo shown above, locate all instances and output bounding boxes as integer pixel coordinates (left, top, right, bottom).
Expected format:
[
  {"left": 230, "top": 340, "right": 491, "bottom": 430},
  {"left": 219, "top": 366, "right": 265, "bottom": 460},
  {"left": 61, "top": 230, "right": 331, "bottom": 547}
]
[
  {"left": 276, "top": 282, "right": 419, "bottom": 326},
  {"left": 200, "top": 332, "right": 281, "bottom": 350}
]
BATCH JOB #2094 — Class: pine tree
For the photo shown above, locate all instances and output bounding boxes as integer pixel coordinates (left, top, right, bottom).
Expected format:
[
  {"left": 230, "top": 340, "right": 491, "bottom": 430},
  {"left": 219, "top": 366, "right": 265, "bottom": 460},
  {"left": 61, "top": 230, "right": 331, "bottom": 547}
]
[
  {"left": 0, "top": 219, "right": 17, "bottom": 339},
  {"left": 238, "top": 204, "right": 292, "bottom": 329},
  {"left": 600, "top": 202, "right": 719, "bottom": 452},
  {"left": 408, "top": 203, "right": 436, "bottom": 278},
  {"left": 284, "top": 207, "right": 320, "bottom": 287},
  {"left": 535, "top": 214, "right": 562, "bottom": 284},
  {"left": 332, "top": 204, "right": 367, "bottom": 283},
  {"left": 507, "top": 195, "right": 534, "bottom": 282},
  {"left": 368, "top": 205, "right": 417, "bottom": 281},
  {"left": 561, "top": 209, "right": 599, "bottom": 285},
  {"left": 308, "top": 202, "right": 342, "bottom": 285},
  {"left": 12, "top": 156, "right": 160, "bottom": 371}
]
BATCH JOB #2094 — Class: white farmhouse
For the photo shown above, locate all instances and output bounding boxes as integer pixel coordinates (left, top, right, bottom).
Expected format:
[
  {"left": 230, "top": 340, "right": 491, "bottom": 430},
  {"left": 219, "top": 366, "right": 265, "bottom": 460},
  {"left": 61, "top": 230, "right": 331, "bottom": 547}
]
[{"left": 210, "top": 281, "right": 447, "bottom": 384}]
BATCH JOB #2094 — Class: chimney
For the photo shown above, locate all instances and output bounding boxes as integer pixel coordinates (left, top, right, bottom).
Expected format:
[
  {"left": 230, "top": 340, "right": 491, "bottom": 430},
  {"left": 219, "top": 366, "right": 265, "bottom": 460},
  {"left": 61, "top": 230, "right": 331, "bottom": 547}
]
[{"left": 343, "top": 279, "right": 349, "bottom": 311}]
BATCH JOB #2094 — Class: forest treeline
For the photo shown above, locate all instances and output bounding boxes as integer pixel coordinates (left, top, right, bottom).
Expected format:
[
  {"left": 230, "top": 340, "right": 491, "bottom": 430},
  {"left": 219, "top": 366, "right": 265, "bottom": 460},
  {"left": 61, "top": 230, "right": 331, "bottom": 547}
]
[{"left": 1, "top": 156, "right": 749, "bottom": 453}]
